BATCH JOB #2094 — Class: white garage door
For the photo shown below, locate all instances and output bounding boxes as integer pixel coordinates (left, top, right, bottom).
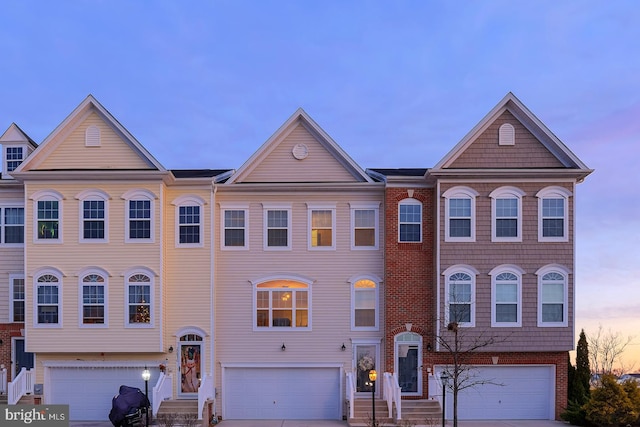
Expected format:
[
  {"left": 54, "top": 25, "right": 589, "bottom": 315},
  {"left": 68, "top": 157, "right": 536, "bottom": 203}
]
[
  {"left": 225, "top": 367, "right": 341, "bottom": 419},
  {"left": 439, "top": 365, "right": 554, "bottom": 420},
  {"left": 49, "top": 366, "right": 158, "bottom": 420}
]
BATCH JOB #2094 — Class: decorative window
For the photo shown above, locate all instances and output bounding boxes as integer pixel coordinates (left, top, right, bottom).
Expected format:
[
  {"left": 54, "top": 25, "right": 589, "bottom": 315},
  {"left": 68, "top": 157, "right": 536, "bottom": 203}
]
[
  {"left": 350, "top": 202, "right": 379, "bottom": 250},
  {"left": 10, "top": 275, "right": 24, "bottom": 322},
  {"left": 126, "top": 272, "right": 153, "bottom": 327},
  {"left": 537, "top": 186, "right": 571, "bottom": 242},
  {"left": 32, "top": 190, "right": 63, "bottom": 243},
  {"left": 443, "top": 187, "right": 478, "bottom": 242},
  {"left": 490, "top": 265, "right": 524, "bottom": 327},
  {"left": 173, "top": 195, "right": 205, "bottom": 247},
  {"left": 499, "top": 123, "right": 515, "bottom": 146},
  {"left": 35, "top": 272, "right": 61, "bottom": 326},
  {"left": 77, "top": 190, "right": 110, "bottom": 243},
  {"left": 1, "top": 206, "right": 24, "bottom": 245},
  {"left": 220, "top": 203, "right": 248, "bottom": 249},
  {"left": 308, "top": 203, "right": 336, "bottom": 250},
  {"left": 490, "top": 187, "right": 525, "bottom": 242},
  {"left": 123, "top": 189, "right": 156, "bottom": 243},
  {"left": 81, "top": 273, "right": 106, "bottom": 326},
  {"left": 254, "top": 279, "right": 310, "bottom": 330},
  {"left": 263, "top": 203, "right": 291, "bottom": 250},
  {"left": 443, "top": 265, "right": 477, "bottom": 327},
  {"left": 537, "top": 265, "right": 569, "bottom": 327},
  {"left": 398, "top": 198, "right": 422, "bottom": 243},
  {"left": 6, "top": 146, "right": 24, "bottom": 172},
  {"left": 351, "top": 276, "right": 380, "bottom": 330}
]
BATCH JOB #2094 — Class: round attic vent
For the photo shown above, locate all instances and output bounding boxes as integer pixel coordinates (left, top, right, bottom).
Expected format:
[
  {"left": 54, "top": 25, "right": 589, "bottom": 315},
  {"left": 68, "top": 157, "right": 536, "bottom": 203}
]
[{"left": 292, "top": 143, "right": 309, "bottom": 160}]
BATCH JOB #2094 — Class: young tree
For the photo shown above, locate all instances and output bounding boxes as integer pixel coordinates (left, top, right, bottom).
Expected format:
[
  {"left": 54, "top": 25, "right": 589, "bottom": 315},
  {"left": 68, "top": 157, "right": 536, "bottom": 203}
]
[
  {"left": 574, "top": 330, "right": 591, "bottom": 404},
  {"left": 587, "top": 325, "right": 634, "bottom": 380},
  {"left": 584, "top": 374, "right": 637, "bottom": 426}
]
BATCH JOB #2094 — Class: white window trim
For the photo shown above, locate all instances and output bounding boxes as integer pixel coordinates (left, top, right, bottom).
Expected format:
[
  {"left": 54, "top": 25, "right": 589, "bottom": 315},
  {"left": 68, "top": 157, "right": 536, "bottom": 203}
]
[
  {"left": 3, "top": 145, "right": 25, "bottom": 174},
  {"left": 9, "top": 273, "right": 25, "bottom": 323},
  {"left": 0, "top": 203, "right": 25, "bottom": 247},
  {"left": 262, "top": 203, "right": 292, "bottom": 251},
  {"left": 124, "top": 267, "right": 155, "bottom": 328},
  {"left": 490, "top": 186, "right": 525, "bottom": 242},
  {"left": 443, "top": 265, "right": 477, "bottom": 327},
  {"left": 443, "top": 186, "right": 478, "bottom": 242},
  {"left": 398, "top": 198, "right": 422, "bottom": 243},
  {"left": 307, "top": 203, "right": 337, "bottom": 251},
  {"left": 251, "top": 275, "right": 313, "bottom": 331},
  {"left": 33, "top": 267, "right": 63, "bottom": 328},
  {"left": 31, "top": 190, "right": 64, "bottom": 244},
  {"left": 172, "top": 195, "right": 206, "bottom": 248},
  {"left": 350, "top": 202, "right": 380, "bottom": 250},
  {"left": 536, "top": 186, "right": 571, "bottom": 243},
  {"left": 78, "top": 267, "right": 109, "bottom": 328},
  {"left": 489, "top": 265, "right": 524, "bottom": 327},
  {"left": 219, "top": 202, "right": 249, "bottom": 250},
  {"left": 536, "top": 264, "right": 570, "bottom": 327},
  {"left": 349, "top": 274, "right": 381, "bottom": 331},
  {"left": 76, "top": 189, "right": 110, "bottom": 244},
  {"left": 122, "top": 189, "right": 157, "bottom": 243}
]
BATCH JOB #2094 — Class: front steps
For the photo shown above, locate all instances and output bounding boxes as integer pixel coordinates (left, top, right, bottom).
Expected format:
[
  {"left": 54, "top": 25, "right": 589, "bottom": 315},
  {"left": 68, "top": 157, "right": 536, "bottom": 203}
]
[
  {"left": 349, "top": 399, "right": 442, "bottom": 427},
  {"left": 156, "top": 399, "right": 200, "bottom": 426}
]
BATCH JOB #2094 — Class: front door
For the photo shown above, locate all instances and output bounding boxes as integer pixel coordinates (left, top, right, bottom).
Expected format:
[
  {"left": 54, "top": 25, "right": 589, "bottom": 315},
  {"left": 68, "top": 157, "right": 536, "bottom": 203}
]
[
  {"left": 13, "top": 338, "right": 34, "bottom": 379},
  {"left": 395, "top": 332, "right": 422, "bottom": 396},
  {"left": 179, "top": 334, "right": 202, "bottom": 396},
  {"left": 354, "top": 343, "right": 378, "bottom": 396}
]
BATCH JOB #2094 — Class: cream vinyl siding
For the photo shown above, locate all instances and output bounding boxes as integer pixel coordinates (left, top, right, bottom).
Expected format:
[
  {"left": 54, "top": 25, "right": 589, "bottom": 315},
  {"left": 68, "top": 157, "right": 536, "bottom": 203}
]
[
  {"left": 214, "top": 191, "right": 384, "bottom": 413},
  {"left": 163, "top": 187, "right": 213, "bottom": 341},
  {"left": 439, "top": 181, "right": 574, "bottom": 351},
  {"left": 244, "top": 124, "right": 357, "bottom": 183},
  {"left": 24, "top": 181, "right": 163, "bottom": 353},
  {"left": 37, "top": 113, "right": 154, "bottom": 170}
]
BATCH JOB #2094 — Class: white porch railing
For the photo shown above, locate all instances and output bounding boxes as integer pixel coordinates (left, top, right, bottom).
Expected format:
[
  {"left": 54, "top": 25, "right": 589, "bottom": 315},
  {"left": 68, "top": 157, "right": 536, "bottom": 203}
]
[
  {"left": 383, "top": 372, "right": 402, "bottom": 420},
  {"left": 197, "top": 374, "right": 214, "bottom": 421},
  {"left": 345, "top": 371, "right": 356, "bottom": 419},
  {"left": 8, "top": 368, "right": 34, "bottom": 405},
  {"left": 151, "top": 372, "right": 173, "bottom": 416},
  {"left": 0, "top": 367, "right": 7, "bottom": 394}
]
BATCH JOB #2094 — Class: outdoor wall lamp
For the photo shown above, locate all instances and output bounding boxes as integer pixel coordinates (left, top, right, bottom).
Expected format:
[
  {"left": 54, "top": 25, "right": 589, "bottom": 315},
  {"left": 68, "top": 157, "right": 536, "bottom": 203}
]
[
  {"left": 168, "top": 346, "right": 174, "bottom": 353},
  {"left": 281, "top": 343, "right": 286, "bottom": 351},
  {"left": 341, "top": 343, "right": 346, "bottom": 351},
  {"left": 427, "top": 343, "right": 432, "bottom": 351}
]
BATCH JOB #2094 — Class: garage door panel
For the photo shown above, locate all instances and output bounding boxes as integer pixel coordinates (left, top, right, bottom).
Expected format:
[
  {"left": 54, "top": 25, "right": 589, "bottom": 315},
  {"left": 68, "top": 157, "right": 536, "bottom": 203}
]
[{"left": 225, "top": 367, "right": 340, "bottom": 419}]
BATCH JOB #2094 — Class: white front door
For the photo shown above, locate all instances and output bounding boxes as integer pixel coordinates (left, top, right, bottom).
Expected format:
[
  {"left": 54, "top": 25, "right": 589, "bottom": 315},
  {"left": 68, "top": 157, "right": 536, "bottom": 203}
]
[
  {"left": 395, "top": 332, "right": 422, "bottom": 396},
  {"left": 353, "top": 343, "right": 379, "bottom": 396},
  {"left": 178, "top": 334, "right": 203, "bottom": 396}
]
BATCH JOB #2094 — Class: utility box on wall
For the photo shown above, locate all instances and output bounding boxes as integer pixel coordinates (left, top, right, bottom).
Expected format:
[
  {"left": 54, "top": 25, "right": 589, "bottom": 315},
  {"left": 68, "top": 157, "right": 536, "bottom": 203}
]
[{"left": 34, "top": 383, "right": 43, "bottom": 395}]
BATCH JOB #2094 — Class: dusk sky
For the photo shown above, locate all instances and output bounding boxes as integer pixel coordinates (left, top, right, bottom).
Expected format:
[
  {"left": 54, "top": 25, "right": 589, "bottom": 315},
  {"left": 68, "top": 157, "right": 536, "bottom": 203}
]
[{"left": 2, "top": 1, "right": 639, "bottom": 365}]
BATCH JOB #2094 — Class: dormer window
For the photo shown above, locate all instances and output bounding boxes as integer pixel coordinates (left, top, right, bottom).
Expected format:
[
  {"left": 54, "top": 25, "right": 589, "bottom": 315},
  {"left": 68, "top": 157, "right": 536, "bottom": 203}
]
[{"left": 5, "top": 146, "right": 24, "bottom": 172}]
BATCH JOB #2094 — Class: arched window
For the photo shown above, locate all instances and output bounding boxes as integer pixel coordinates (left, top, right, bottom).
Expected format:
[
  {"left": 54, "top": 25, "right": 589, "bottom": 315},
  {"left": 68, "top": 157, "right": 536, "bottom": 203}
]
[
  {"left": 537, "top": 186, "right": 571, "bottom": 242},
  {"left": 126, "top": 271, "right": 153, "bottom": 327},
  {"left": 537, "top": 265, "right": 570, "bottom": 327},
  {"left": 254, "top": 279, "right": 310, "bottom": 329},
  {"left": 490, "top": 265, "right": 524, "bottom": 327},
  {"left": 34, "top": 270, "right": 62, "bottom": 326},
  {"left": 351, "top": 276, "right": 380, "bottom": 330},
  {"left": 489, "top": 186, "right": 525, "bottom": 242},
  {"left": 80, "top": 271, "right": 107, "bottom": 326},
  {"left": 443, "top": 265, "right": 477, "bottom": 327}
]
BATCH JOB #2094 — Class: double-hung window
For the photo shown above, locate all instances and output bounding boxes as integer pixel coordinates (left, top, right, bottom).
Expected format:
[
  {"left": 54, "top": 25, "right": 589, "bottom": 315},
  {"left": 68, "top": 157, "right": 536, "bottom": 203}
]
[
  {"left": 10, "top": 275, "right": 24, "bottom": 322},
  {"left": 443, "top": 187, "right": 478, "bottom": 242},
  {"left": 220, "top": 203, "right": 248, "bottom": 249},
  {"left": 351, "top": 277, "right": 379, "bottom": 330},
  {"left": 173, "top": 195, "right": 205, "bottom": 247},
  {"left": 398, "top": 199, "right": 422, "bottom": 242},
  {"left": 254, "top": 279, "right": 310, "bottom": 329},
  {"left": 490, "top": 266, "right": 523, "bottom": 327},
  {"left": 537, "top": 265, "right": 569, "bottom": 327},
  {"left": 81, "top": 273, "right": 106, "bottom": 326},
  {"left": 490, "top": 187, "right": 525, "bottom": 242},
  {"left": 5, "top": 146, "right": 24, "bottom": 172},
  {"left": 0, "top": 206, "right": 24, "bottom": 245},
  {"left": 308, "top": 203, "right": 336, "bottom": 250},
  {"left": 32, "top": 190, "right": 63, "bottom": 242},
  {"left": 263, "top": 203, "right": 291, "bottom": 250},
  {"left": 35, "top": 271, "right": 62, "bottom": 326},
  {"left": 77, "top": 190, "right": 109, "bottom": 242},
  {"left": 537, "top": 186, "right": 571, "bottom": 242},
  {"left": 351, "top": 202, "right": 379, "bottom": 249},
  {"left": 123, "top": 190, "right": 156, "bottom": 243},
  {"left": 444, "top": 266, "right": 477, "bottom": 327},
  {"left": 126, "top": 272, "right": 153, "bottom": 327}
]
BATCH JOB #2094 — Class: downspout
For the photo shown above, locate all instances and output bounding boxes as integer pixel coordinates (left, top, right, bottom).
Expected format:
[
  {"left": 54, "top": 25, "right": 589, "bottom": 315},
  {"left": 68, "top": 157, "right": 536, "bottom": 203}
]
[
  {"left": 435, "top": 180, "right": 441, "bottom": 351},
  {"left": 210, "top": 184, "right": 217, "bottom": 400}
]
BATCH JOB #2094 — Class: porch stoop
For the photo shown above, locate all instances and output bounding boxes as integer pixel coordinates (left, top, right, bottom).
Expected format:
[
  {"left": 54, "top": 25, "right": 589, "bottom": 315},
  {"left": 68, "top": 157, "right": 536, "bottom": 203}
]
[
  {"left": 155, "top": 399, "right": 200, "bottom": 426},
  {"left": 349, "top": 399, "right": 442, "bottom": 427}
]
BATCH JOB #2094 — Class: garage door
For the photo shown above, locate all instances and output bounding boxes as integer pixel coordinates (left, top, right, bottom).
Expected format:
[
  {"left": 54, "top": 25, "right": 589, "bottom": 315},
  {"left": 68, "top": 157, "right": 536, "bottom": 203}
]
[
  {"left": 225, "top": 367, "right": 341, "bottom": 419},
  {"left": 49, "top": 366, "right": 158, "bottom": 420},
  {"left": 438, "top": 365, "right": 554, "bottom": 420}
]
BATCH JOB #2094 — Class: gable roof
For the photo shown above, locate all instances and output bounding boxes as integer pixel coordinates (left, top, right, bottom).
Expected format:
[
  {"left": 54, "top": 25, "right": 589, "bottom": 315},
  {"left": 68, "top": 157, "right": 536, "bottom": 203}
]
[
  {"left": 226, "top": 108, "right": 374, "bottom": 184},
  {"left": 13, "top": 95, "right": 166, "bottom": 174},
  {"left": 0, "top": 123, "right": 38, "bottom": 148},
  {"left": 432, "top": 92, "right": 592, "bottom": 175}
]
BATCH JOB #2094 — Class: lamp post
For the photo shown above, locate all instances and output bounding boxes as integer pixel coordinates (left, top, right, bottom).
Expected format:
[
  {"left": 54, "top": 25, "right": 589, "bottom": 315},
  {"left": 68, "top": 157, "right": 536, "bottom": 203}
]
[
  {"left": 142, "top": 366, "right": 151, "bottom": 427},
  {"left": 440, "top": 371, "right": 450, "bottom": 427},
  {"left": 369, "top": 369, "right": 377, "bottom": 426}
]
